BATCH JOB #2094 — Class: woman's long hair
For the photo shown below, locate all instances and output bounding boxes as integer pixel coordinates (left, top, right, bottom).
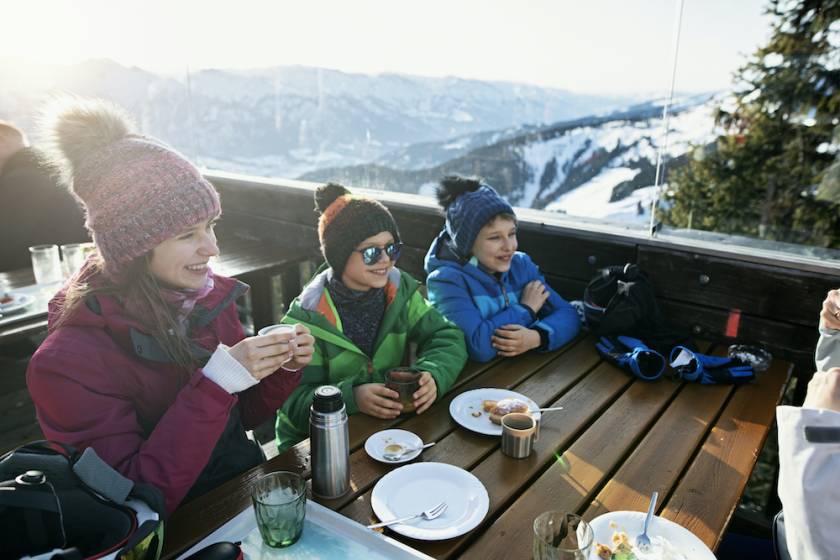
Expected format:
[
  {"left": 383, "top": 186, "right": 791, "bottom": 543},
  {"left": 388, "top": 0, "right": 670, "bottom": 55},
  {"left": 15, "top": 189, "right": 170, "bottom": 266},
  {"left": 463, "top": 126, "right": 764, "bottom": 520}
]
[{"left": 53, "top": 251, "right": 196, "bottom": 376}]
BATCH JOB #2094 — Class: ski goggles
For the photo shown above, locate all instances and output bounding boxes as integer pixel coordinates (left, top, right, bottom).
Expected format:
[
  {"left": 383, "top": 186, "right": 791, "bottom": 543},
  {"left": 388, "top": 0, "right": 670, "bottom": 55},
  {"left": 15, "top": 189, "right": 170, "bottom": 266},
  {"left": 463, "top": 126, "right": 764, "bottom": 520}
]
[{"left": 356, "top": 242, "right": 403, "bottom": 265}]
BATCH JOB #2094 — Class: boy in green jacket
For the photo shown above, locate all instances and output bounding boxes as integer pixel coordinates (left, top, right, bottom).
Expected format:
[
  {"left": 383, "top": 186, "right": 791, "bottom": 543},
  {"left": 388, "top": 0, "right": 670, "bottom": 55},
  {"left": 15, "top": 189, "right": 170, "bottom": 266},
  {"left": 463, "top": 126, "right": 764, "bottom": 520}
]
[{"left": 275, "top": 183, "right": 467, "bottom": 451}]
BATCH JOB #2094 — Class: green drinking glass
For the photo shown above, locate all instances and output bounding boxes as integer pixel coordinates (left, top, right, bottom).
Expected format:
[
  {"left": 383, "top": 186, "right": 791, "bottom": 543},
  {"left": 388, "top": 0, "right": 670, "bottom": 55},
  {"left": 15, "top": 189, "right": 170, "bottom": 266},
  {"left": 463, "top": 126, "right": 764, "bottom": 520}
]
[{"left": 251, "top": 471, "right": 306, "bottom": 548}]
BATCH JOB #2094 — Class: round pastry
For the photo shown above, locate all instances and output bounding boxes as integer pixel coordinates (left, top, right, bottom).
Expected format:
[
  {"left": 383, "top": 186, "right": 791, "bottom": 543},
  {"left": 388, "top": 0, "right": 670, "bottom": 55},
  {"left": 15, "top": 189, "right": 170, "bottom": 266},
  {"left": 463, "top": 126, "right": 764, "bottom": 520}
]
[{"left": 488, "top": 398, "right": 531, "bottom": 424}]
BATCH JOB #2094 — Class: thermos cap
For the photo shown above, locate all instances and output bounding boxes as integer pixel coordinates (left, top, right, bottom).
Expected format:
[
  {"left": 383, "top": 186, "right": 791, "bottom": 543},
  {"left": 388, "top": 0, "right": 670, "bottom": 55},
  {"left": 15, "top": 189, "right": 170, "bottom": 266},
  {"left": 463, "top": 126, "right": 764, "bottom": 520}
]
[{"left": 313, "top": 385, "right": 344, "bottom": 413}]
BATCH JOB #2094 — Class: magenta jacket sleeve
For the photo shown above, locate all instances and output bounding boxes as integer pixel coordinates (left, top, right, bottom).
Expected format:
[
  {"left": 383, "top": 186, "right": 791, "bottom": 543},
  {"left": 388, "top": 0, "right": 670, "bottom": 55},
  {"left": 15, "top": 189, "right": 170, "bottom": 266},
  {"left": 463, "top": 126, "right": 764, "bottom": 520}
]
[
  {"left": 212, "top": 303, "right": 303, "bottom": 428},
  {"left": 238, "top": 367, "right": 303, "bottom": 429},
  {"left": 28, "top": 348, "right": 238, "bottom": 514}
]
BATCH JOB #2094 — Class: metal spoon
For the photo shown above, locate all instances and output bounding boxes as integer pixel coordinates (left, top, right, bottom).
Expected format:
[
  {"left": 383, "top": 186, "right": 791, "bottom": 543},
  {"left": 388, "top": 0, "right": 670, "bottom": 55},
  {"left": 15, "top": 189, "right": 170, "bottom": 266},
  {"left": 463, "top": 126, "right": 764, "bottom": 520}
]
[
  {"left": 382, "top": 441, "right": 435, "bottom": 461},
  {"left": 636, "top": 491, "right": 658, "bottom": 552}
]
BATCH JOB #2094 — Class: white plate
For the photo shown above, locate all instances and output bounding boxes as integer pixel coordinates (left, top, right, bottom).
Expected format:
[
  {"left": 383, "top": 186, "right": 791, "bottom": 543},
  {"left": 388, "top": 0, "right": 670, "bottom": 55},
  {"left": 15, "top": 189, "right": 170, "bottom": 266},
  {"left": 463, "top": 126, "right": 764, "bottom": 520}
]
[
  {"left": 589, "top": 511, "right": 715, "bottom": 560},
  {"left": 365, "top": 429, "right": 424, "bottom": 464},
  {"left": 370, "top": 462, "right": 489, "bottom": 541},
  {"left": 449, "top": 388, "right": 541, "bottom": 436},
  {"left": 0, "top": 292, "right": 35, "bottom": 315}
]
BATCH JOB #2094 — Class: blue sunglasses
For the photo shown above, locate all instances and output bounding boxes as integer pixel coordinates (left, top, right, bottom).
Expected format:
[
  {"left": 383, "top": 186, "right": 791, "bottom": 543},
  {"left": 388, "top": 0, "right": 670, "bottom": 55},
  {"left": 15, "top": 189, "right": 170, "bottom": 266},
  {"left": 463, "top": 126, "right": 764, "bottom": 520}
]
[{"left": 357, "top": 242, "right": 403, "bottom": 265}]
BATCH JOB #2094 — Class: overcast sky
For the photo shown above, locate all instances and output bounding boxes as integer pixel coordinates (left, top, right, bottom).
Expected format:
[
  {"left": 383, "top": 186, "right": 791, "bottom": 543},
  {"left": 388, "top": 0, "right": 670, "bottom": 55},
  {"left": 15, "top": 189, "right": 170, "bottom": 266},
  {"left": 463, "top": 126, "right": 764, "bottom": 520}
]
[{"left": 3, "top": 0, "right": 773, "bottom": 94}]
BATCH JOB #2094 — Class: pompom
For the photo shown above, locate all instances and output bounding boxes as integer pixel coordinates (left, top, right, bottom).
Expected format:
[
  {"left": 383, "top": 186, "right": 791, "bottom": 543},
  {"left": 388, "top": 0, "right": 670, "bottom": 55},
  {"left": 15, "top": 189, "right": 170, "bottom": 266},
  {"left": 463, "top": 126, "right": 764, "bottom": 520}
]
[
  {"left": 39, "top": 96, "right": 134, "bottom": 185},
  {"left": 436, "top": 175, "right": 482, "bottom": 209},
  {"left": 314, "top": 182, "right": 351, "bottom": 214}
]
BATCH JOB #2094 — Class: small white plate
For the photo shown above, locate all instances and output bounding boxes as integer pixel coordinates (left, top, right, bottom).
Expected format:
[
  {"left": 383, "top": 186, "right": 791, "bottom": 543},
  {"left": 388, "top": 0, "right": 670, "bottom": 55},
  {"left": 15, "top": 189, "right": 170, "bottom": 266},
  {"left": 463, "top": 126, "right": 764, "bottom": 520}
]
[
  {"left": 0, "top": 292, "right": 35, "bottom": 315},
  {"left": 589, "top": 511, "right": 715, "bottom": 560},
  {"left": 365, "top": 429, "right": 424, "bottom": 464},
  {"left": 370, "top": 462, "right": 489, "bottom": 541},
  {"left": 449, "top": 388, "right": 541, "bottom": 436}
]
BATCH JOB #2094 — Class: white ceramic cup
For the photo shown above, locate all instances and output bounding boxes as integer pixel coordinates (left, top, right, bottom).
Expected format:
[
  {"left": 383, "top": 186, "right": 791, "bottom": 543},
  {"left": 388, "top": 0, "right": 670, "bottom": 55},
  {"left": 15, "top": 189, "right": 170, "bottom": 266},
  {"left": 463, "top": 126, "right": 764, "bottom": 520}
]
[{"left": 257, "top": 324, "right": 298, "bottom": 364}]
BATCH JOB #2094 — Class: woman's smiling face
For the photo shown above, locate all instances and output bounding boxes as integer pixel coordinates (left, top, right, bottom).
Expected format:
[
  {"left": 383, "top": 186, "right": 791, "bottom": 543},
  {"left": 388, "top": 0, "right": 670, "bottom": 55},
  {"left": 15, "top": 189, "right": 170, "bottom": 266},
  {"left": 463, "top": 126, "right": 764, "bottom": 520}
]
[{"left": 148, "top": 215, "right": 220, "bottom": 290}]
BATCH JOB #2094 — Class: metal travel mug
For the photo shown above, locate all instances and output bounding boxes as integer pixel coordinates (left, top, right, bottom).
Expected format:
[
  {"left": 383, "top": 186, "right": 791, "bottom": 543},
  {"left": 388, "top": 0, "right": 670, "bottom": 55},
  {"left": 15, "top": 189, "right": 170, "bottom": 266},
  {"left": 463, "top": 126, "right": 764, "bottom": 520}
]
[
  {"left": 501, "top": 413, "right": 537, "bottom": 459},
  {"left": 310, "top": 385, "right": 350, "bottom": 498}
]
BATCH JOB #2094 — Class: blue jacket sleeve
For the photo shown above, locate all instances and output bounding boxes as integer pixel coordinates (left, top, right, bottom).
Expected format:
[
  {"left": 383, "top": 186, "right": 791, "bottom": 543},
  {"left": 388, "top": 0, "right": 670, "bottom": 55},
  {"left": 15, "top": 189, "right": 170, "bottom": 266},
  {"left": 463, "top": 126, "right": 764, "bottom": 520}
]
[
  {"left": 520, "top": 255, "right": 581, "bottom": 351},
  {"left": 426, "top": 268, "right": 533, "bottom": 362}
]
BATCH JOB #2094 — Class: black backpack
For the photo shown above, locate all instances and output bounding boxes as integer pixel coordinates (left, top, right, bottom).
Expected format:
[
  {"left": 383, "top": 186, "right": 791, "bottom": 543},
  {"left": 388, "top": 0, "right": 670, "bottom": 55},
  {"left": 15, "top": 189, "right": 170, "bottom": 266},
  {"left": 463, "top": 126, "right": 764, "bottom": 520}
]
[
  {"left": 0, "top": 441, "right": 166, "bottom": 559},
  {"left": 583, "top": 263, "right": 692, "bottom": 354}
]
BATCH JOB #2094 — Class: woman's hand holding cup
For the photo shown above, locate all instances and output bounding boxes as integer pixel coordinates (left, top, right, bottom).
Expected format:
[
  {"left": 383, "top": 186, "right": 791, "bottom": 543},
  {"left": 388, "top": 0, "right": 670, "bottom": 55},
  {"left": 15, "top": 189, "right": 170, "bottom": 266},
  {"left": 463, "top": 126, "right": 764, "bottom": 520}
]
[
  {"left": 282, "top": 324, "right": 315, "bottom": 371},
  {"left": 229, "top": 324, "right": 314, "bottom": 380}
]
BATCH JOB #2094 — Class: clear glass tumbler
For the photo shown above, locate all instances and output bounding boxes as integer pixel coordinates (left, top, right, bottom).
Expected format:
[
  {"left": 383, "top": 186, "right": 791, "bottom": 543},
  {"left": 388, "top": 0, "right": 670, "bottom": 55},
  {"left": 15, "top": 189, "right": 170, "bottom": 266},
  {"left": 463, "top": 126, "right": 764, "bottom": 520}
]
[
  {"left": 533, "top": 511, "right": 594, "bottom": 560},
  {"left": 60, "top": 243, "right": 87, "bottom": 279},
  {"left": 251, "top": 471, "right": 306, "bottom": 548},
  {"left": 29, "top": 244, "right": 62, "bottom": 285}
]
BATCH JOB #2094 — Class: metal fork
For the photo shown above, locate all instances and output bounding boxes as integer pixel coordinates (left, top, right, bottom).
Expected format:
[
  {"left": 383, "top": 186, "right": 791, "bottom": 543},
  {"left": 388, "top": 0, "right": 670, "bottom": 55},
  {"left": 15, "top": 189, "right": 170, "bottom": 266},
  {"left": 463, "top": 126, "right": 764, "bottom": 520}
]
[
  {"left": 636, "top": 491, "right": 658, "bottom": 551},
  {"left": 367, "top": 501, "right": 448, "bottom": 529}
]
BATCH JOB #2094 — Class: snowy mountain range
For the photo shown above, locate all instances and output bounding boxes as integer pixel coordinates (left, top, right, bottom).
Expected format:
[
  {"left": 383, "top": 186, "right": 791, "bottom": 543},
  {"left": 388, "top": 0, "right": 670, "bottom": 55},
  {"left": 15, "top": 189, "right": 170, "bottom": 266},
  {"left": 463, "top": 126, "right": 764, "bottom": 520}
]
[
  {"left": 0, "top": 58, "right": 630, "bottom": 177},
  {"left": 302, "top": 93, "right": 720, "bottom": 224},
  {"left": 0, "top": 59, "right": 720, "bottom": 224}
]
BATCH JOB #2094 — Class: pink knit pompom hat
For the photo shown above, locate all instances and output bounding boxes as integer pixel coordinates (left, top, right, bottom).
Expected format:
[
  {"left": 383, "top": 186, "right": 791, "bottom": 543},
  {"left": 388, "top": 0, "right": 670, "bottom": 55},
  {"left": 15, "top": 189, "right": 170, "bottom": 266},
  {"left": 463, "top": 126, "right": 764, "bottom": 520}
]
[{"left": 41, "top": 97, "right": 220, "bottom": 281}]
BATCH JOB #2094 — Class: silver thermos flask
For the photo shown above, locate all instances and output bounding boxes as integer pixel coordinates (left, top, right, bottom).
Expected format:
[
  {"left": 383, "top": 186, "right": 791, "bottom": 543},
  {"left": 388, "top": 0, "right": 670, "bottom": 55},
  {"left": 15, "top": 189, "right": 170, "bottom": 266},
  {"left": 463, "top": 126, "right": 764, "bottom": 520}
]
[{"left": 310, "top": 385, "right": 350, "bottom": 498}]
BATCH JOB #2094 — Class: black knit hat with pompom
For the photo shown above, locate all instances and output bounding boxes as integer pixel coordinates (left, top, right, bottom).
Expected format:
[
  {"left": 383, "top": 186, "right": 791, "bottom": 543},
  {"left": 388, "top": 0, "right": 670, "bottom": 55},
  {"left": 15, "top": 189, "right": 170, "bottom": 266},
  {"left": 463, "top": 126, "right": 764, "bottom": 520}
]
[{"left": 314, "top": 183, "right": 400, "bottom": 276}]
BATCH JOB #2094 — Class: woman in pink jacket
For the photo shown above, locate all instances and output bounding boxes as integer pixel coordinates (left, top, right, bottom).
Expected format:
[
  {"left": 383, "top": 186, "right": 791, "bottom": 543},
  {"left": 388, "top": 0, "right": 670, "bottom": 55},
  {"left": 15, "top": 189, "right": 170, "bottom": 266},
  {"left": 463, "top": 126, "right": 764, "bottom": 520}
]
[{"left": 26, "top": 98, "right": 313, "bottom": 514}]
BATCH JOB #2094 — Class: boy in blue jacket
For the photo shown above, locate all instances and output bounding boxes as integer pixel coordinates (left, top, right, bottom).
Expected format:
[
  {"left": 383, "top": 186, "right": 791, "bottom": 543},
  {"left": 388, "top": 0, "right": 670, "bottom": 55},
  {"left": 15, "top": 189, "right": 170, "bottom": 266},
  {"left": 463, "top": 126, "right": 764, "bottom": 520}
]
[{"left": 424, "top": 176, "right": 580, "bottom": 362}]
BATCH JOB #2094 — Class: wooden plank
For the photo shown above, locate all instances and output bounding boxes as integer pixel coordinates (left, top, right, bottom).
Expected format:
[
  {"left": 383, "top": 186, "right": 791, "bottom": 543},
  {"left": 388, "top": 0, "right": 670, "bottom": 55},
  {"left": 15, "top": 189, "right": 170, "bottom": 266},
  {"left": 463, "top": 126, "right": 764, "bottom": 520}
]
[
  {"left": 460, "top": 376, "right": 681, "bottom": 560},
  {"left": 163, "top": 341, "right": 582, "bottom": 558},
  {"left": 659, "top": 299, "right": 815, "bottom": 385},
  {"left": 581, "top": 382, "right": 732, "bottom": 520},
  {"left": 338, "top": 362, "right": 630, "bottom": 559},
  {"left": 0, "top": 319, "right": 48, "bottom": 344},
  {"left": 239, "top": 271, "right": 274, "bottom": 332},
  {"left": 0, "top": 268, "right": 36, "bottom": 289},
  {"left": 213, "top": 178, "right": 319, "bottom": 228},
  {"left": 660, "top": 358, "right": 792, "bottom": 549},
  {"left": 544, "top": 274, "right": 587, "bottom": 303},
  {"left": 520, "top": 229, "right": 636, "bottom": 282},
  {"left": 218, "top": 212, "right": 320, "bottom": 255},
  {"left": 347, "top": 357, "right": 499, "bottom": 450},
  {"left": 320, "top": 338, "right": 601, "bottom": 513},
  {"left": 639, "top": 245, "right": 839, "bottom": 328}
]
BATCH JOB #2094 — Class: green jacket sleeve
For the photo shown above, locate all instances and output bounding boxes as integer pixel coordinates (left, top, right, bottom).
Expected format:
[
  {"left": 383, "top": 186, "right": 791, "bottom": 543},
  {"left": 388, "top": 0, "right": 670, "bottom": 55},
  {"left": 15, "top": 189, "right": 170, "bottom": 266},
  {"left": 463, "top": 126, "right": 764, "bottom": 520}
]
[
  {"left": 275, "top": 338, "right": 362, "bottom": 450},
  {"left": 406, "top": 290, "right": 468, "bottom": 398}
]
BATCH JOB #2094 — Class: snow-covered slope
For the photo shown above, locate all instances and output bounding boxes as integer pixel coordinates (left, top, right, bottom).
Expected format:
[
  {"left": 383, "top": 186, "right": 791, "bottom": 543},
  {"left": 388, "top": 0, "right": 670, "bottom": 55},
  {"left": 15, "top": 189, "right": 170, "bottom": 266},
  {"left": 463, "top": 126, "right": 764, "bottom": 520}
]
[{"left": 303, "top": 94, "right": 720, "bottom": 225}]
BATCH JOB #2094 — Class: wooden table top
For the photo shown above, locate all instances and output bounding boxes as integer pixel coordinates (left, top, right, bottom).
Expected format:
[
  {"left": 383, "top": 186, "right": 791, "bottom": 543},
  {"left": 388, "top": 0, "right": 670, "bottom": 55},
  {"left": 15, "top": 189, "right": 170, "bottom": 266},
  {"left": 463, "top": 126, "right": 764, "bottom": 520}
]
[
  {"left": 0, "top": 236, "right": 309, "bottom": 343},
  {"left": 163, "top": 335, "right": 791, "bottom": 559}
]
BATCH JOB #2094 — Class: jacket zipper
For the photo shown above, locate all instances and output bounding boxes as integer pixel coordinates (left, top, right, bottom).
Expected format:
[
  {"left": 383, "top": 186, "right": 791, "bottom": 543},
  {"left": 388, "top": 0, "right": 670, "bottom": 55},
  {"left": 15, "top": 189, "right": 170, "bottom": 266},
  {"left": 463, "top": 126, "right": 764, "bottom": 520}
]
[{"left": 499, "top": 279, "right": 510, "bottom": 307}]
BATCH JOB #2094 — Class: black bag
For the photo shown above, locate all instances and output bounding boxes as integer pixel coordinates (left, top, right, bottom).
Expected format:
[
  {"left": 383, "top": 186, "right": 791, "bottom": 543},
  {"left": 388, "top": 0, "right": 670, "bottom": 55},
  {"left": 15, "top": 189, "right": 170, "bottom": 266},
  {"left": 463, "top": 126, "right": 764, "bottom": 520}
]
[
  {"left": 0, "top": 441, "right": 166, "bottom": 559},
  {"left": 583, "top": 263, "right": 693, "bottom": 355}
]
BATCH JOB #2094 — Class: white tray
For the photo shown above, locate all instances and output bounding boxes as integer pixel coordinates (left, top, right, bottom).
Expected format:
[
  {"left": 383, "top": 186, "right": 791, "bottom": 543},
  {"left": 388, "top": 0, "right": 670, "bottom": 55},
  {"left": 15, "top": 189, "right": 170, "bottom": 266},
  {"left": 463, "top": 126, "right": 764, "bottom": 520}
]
[{"left": 178, "top": 499, "right": 433, "bottom": 559}]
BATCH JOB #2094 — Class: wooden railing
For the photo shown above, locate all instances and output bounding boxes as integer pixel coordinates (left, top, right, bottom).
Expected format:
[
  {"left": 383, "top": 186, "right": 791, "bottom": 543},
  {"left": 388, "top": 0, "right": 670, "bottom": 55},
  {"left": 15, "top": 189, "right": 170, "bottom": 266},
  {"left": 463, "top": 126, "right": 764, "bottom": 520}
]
[{"left": 208, "top": 170, "right": 840, "bottom": 400}]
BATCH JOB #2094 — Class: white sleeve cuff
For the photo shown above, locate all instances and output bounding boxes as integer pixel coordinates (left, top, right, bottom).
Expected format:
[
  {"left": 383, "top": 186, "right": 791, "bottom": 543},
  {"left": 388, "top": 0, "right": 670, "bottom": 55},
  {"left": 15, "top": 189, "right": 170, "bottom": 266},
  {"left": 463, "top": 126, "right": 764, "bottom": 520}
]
[{"left": 202, "top": 345, "right": 259, "bottom": 394}]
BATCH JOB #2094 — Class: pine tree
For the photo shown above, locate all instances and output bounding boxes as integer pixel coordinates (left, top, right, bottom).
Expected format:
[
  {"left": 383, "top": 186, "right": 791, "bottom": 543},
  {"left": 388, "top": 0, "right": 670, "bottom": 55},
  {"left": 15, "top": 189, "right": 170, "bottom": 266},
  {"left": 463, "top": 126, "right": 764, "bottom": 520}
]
[{"left": 665, "top": 0, "right": 840, "bottom": 247}]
